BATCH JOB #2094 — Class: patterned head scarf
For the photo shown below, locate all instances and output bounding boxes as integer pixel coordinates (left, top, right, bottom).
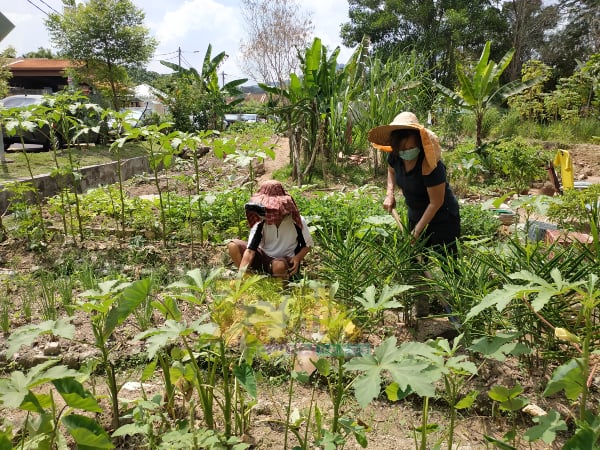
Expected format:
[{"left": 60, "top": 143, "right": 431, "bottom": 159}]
[{"left": 246, "top": 180, "right": 302, "bottom": 228}]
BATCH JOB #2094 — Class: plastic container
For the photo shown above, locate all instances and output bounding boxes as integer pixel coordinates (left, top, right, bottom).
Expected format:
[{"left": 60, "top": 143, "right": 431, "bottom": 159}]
[{"left": 527, "top": 221, "right": 558, "bottom": 242}]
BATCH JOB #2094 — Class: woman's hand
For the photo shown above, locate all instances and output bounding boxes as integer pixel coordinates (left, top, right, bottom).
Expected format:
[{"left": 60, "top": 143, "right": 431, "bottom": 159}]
[
  {"left": 384, "top": 167, "right": 397, "bottom": 212},
  {"left": 383, "top": 194, "right": 396, "bottom": 212}
]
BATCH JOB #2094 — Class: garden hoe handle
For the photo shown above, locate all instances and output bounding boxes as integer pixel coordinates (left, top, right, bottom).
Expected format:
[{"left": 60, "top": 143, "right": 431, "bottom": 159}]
[{"left": 391, "top": 208, "right": 404, "bottom": 232}]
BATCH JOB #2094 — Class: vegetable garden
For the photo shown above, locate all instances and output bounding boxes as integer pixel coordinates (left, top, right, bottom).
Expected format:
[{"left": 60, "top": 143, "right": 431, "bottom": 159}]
[
  {"left": 1, "top": 35, "right": 600, "bottom": 449},
  {"left": 0, "top": 117, "right": 599, "bottom": 449}
]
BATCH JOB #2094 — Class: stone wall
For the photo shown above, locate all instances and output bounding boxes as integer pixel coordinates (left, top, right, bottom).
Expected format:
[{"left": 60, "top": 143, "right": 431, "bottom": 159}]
[{"left": 0, "top": 156, "right": 150, "bottom": 213}]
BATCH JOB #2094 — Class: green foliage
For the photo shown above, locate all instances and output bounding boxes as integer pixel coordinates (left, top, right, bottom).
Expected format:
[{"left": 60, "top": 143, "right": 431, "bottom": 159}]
[
  {"left": 479, "top": 137, "right": 549, "bottom": 192},
  {"left": 573, "top": 117, "right": 600, "bottom": 142},
  {"left": 436, "top": 41, "right": 543, "bottom": 147},
  {"left": 78, "top": 278, "right": 153, "bottom": 429},
  {"left": 159, "top": 44, "right": 247, "bottom": 132},
  {"left": 0, "top": 360, "right": 112, "bottom": 449},
  {"left": 261, "top": 36, "right": 369, "bottom": 183},
  {"left": 292, "top": 185, "right": 384, "bottom": 231},
  {"left": 547, "top": 184, "right": 600, "bottom": 232},
  {"left": 507, "top": 59, "right": 553, "bottom": 122},
  {"left": 339, "top": 0, "right": 510, "bottom": 86},
  {"left": 460, "top": 204, "right": 500, "bottom": 239},
  {"left": 45, "top": 0, "right": 157, "bottom": 109}
]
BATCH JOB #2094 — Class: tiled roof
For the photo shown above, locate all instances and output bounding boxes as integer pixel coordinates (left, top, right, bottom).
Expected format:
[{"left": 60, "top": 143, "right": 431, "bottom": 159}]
[{"left": 7, "top": 58, "right": 75, "bottom": 71}]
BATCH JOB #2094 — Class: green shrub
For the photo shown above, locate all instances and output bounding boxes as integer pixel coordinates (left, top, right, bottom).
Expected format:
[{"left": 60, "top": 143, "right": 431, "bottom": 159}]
[
  {"left": 546, "top": 121, "right": 575, "bottom": 144},
  {"left": 460, "top": 204, "right": 500, "bottom": 239},
  {"left": 546, "top": 184, "right": 600, "bottom": 232},
  {"left": 480, "top": 137, "right": 550, "bottom": 192},
  {"left": 291, "top": 185, "right": 386, "bottom": 234},
  {"left": 573, "top": 117, "right": 600, "bottom": 142},
  {"left": 490, "top": 110, "right": 521, "bottom": 139}
]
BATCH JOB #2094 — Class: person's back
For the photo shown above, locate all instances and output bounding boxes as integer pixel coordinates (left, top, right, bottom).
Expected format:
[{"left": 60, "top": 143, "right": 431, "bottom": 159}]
[{"left": 227, "top": 180, "right": 313, "bottom": 279}]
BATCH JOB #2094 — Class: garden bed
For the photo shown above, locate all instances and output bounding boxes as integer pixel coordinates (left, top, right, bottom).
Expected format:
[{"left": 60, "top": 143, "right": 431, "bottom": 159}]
[{"left": 0, "top": 138, "right": 599, "bottom": 449}]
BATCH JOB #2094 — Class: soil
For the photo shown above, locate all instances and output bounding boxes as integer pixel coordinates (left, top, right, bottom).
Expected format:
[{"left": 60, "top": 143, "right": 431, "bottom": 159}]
[{"left": 0, "top": 137, "right": 598, "bottom": 449}]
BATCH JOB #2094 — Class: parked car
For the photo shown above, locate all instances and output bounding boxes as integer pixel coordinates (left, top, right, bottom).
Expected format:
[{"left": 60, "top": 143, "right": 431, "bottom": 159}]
[
  {"left": 0, "top": 94, "right": 56, "bottom": 150},
  {"left": 224, "top": 113, "right": 258, "bottom": 127},
  {"left": 105, "top": 105, "right": 152, "bottom": 138},
  {"left": 1, "top": 94, "right": 106, "bottom": 150}
]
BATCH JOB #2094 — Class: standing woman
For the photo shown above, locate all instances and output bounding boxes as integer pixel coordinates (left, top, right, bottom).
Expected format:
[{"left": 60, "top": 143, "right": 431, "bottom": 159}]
[{"left": 368, "top": 112, "right": 460, "bottom": 315}]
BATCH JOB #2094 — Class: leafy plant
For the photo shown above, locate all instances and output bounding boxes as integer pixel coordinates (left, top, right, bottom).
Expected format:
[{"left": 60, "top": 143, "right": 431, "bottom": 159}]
[
  {"left": 0, "top": 360, "right": 113, "bottom": 449},
  {"left": 486, "top": 384, "right": 529, "bottom": 448},
  {"left": 480, "top": 138, "right": 549, "bottom": 192},
  {"left": 353, "top": 283, "right": 412, "bottom": 328},
  {"left": 78, "top": 278, "right": 153, "bottom": 429},
  {"left": 547, "top": 183, "right": 600, "bottom": 233},
  {"left": 459, "top": 204, "right": 500, "bottom": 239},
  {"left": 436, "top": 40, "right": 543, "bottom": 148}
]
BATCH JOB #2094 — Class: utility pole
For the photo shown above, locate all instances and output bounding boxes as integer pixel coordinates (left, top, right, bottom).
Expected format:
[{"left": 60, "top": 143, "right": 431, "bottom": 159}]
[
  {"left": 178, "top": 47, "right": 181, "bottom": 67},
  {"left": 221, "top": 71, "right": 226, "bottom": 87}
]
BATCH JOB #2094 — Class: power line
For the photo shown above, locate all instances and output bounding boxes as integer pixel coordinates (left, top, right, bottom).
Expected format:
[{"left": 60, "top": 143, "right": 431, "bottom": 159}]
[
  {"left": 36, "top": 0, "right": 60, "bottom": 15},
  {"left": 154, "top": 51, "right": 179, "bottom": 57},
  {"left": 26, "top": 0, "right": 50, "bottom": 16}
]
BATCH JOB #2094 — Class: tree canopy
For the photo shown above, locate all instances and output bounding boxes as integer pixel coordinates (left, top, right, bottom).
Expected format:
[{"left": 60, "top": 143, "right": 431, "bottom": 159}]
[
  {"left": 340, "top": 0, "right": 510, "bottom": 85},
  {"left": 45, "top": 0, "right": 157, "bottom": 109}
]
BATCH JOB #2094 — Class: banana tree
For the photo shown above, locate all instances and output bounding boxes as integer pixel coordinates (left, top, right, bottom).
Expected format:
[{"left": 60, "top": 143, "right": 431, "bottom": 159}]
[
  {"left": 435, "top": 41, "right": 543, "bottom": 148},
  {"left": 160, "top": 44, "right": 247, "bottom": 131},
  {"left": 260, "top": 37, "right": 367, "bottom": 185}
]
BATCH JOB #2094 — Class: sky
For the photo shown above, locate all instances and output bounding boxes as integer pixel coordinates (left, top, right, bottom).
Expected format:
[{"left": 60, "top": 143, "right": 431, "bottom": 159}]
[{"left": 0, "top": 0, "right": 355, "bottom": 85}]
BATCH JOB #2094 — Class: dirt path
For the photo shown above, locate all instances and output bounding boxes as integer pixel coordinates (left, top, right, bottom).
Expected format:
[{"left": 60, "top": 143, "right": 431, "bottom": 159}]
[{"left": 259, "top": 136, "right": 290, "bottom": 183}]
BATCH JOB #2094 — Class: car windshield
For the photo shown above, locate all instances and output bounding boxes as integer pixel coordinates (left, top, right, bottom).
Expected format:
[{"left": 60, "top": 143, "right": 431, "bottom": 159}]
[{"left": 2, "top": 96, "right": 44, "bottom": 108}]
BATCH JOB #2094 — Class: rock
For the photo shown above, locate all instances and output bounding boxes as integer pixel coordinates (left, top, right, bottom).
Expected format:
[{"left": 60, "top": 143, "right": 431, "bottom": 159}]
[
  {"left": 539, "top": 182, "right": 556, "bottom": 196},
  {"left": 122, "top": 381, "right": 154, "bottom": 392},
  {"left": 253, "top": 400, "right": 273, "bottom": 416},
  {"left": 294, "top": 349, "right": 318, "bottom": 375},
  {"left": 32, "top": 353, "right": 49, "bottom": 366},
  {"left": 523, "top": 404, "right": 547, "bottom": 417},
  {"left": 62, "top": 353, "right": 80, "bottom": 369},
  {"left": 43, "top": 342, "right": 61, "bottom": 356}
]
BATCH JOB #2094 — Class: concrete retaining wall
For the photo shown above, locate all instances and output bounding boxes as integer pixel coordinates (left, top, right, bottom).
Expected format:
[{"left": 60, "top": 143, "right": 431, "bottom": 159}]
[{"left": 0, "top": 156, "right": 150, "bottom": 213}]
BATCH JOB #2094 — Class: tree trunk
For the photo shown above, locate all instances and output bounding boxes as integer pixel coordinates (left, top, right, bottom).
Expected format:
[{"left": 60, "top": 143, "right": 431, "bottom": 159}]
[{"left": 303, "top": 120, "right": 325, "bottom": 182}]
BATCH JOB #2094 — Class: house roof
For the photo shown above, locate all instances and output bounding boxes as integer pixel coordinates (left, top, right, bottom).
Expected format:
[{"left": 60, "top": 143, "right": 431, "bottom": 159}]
[{"left": 7, "top": 58, "right": 74, "bottom": 73}]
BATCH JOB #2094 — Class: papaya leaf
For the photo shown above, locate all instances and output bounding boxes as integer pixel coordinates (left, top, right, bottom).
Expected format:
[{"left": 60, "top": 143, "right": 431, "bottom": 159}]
[
  {"left": 543, "top": 358, "right": 585, "bottom": 401},
  {"left": 385, "top": 382, "right": 412, "bottom": 402},
  {"left": 469, "top": 332, "right": 531, "bottom": 361},
  {"left": 523, "top": 410, "right": 567, "bottom": 444},
  {"left": 466, "top": 284, "right": 525, "bottom": 320},
  {"left": 5, "top": 319, "right": 75, "bottom": 358},
  {"left": 346, "top": 337, "right": 434, "bottom": 407},
  {"left": 135, "top": 317, "right": 216, "bottom": 360},
  {"left": 353, "top": 284, "right": 411, "bottom": 313}
]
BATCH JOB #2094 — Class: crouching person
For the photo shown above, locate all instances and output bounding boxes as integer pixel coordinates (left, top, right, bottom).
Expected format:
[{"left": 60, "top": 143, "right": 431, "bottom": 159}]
[{"left": 227, "top": 180, "right": 313, "bottom": 280}]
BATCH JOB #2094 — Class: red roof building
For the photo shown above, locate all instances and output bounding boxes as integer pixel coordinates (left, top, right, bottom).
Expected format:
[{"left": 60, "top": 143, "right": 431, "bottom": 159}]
[{"left": 5, "top": 58, "right": 74, "bottom": 94}]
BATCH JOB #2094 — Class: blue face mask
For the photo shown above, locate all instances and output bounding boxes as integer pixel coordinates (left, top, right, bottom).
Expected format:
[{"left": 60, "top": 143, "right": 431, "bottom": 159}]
[{"left": 398, "top": 147, "right": 421, "bottom": 160}]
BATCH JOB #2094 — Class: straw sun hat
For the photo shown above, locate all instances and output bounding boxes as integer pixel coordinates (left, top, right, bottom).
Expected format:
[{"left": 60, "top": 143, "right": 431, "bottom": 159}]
[{"left": 368, "top": 111, "right": 442, "bottom": 175}]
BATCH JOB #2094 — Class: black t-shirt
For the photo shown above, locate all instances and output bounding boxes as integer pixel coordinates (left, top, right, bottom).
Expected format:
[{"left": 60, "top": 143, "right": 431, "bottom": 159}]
[{"left": 388, "top": 152, "right": 459, "bottom": 225}]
